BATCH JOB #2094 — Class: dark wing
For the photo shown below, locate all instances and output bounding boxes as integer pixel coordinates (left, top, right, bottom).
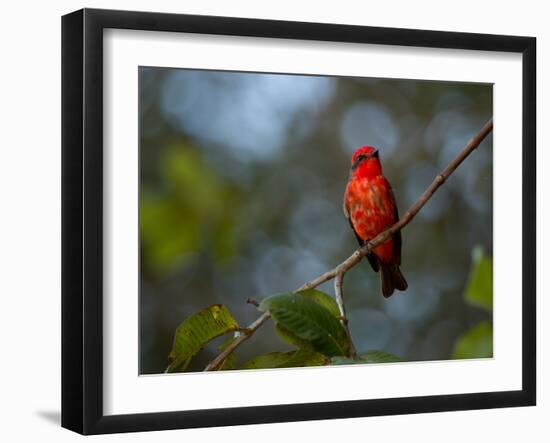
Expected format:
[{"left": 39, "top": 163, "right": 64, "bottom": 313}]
[
  {"left": 343, "top": 193, "right": 380, "bottom": 272},
  {"left": 386, "top": 181, "right": 402, "bottom": 265},
  {"left": 393, "top": 211, "right": 402, "bottom": 265}
]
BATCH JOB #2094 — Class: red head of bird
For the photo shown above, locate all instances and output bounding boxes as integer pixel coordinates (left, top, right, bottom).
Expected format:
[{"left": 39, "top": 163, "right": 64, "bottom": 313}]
[{"left": 350, "top": 146, "right": 382, "bottom": 178}]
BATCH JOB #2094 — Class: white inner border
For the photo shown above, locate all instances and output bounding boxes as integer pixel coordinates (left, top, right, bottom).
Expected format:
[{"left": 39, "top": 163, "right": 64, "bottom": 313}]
[{"left": 104, "top": 29, "right": 523, "bottom": 415}]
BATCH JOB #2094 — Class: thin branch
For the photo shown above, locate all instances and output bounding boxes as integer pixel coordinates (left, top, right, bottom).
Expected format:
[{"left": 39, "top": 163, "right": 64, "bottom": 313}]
[
  {"left": 334, "top": 272, "right": 347, "bottom": 319},
  {"left": 334, "top": 271, "right": 357, "bottom": 358},
  {"left": 204, "top": 312, "right": 271, "bottom": 371},
  {"left": 204, "top": 118, "right": 493, "bottom": 371}
]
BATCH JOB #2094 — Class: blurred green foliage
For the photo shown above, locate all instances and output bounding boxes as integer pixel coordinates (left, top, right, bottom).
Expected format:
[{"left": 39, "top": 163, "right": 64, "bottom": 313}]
[
  {"left": 465, "top": 246, "right": 493, "bottom": 311},
  {"left": 452, "top": 247, "right": 493, "bottom": 359},
  {"left": 452, "top": 322, "right": 493, "bottom": 359},
  {"left": 141, "top": 144, "right": 242, "bottom": 274}
]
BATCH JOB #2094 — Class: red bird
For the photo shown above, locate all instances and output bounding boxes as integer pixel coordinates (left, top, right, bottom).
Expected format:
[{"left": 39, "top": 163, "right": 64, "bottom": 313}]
[{"left": 343, "top": 146, "right": 407, "bottom": 298}]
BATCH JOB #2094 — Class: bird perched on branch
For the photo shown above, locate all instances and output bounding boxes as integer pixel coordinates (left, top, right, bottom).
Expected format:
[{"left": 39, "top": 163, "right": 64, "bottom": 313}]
[{"left": 343, "top": 146, "right": 407, "bottom": 298}]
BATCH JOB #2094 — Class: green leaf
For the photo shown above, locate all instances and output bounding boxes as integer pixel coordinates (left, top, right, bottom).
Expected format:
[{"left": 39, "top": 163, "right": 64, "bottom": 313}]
[
  {"left": 284, "top": 349, "right": 329, "bottom": 367},
  {"left": 330, "top": 356, "right": 363, "bottom": 365},
  {"left": 274, "top": 290, "right": 341, "bottom": 350},
  {"left": 167, "top": 305, "right": 239, "bottom": 373},
  {"left": 241, "top": 349, "right": 329, "bottom": 370},
  {"left": 259, "top": 292, "right": 351, "bottom": 357},
  {"left": 275, "top": 323, "right": 315, "bottom": 350},
  {"left": 452, "top": 321, "right": 493, "bottom": 359},
  {"left": 361, "top": 350, "right": 401, "bottom": 363},
  {"left": 330, "top": 350, "right": 401, "bottom": 366},
  {"left": 465, "top": 246, "right": 493, "bottom": 311},
  {"left": 297, "top": 289, "right": 341, "bottom": 317}
]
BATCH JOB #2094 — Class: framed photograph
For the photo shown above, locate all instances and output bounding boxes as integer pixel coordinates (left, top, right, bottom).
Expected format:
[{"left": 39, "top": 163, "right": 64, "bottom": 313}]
[{"left": 62, "top": 8, "right": 536, "bottom": 435}]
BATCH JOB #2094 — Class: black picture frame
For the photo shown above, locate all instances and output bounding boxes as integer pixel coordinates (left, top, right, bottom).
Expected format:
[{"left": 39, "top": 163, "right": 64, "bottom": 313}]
[{"left": 62, "top": 8, "right": 536, "bottom": 435}]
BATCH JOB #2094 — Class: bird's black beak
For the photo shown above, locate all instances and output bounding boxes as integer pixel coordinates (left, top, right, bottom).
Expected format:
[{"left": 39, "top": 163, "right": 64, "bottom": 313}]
[{"left": 368, "top": 149, "right": 379, "bottom": 160}]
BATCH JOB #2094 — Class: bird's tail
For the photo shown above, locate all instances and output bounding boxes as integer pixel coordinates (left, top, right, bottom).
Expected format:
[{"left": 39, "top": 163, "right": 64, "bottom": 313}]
[{"left": 380, "top": 263, "right": 408, "bottom": 298}]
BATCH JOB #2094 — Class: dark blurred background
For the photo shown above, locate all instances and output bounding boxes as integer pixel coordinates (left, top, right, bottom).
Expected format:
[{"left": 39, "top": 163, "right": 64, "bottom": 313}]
[{"left": 139, "top": 67, "right": 493, "bottom": 374}]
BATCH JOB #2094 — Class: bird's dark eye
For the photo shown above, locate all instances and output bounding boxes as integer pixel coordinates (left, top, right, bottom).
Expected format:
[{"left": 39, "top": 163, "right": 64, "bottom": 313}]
[{"left": 352, "top": 154, "right": 367, "bottom": 169}]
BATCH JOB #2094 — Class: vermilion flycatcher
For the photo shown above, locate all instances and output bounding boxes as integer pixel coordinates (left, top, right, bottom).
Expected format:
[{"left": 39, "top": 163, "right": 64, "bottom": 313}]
[{"left": 343, "top": 146, "right": 407, "bottom": 298}]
